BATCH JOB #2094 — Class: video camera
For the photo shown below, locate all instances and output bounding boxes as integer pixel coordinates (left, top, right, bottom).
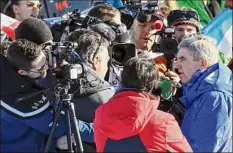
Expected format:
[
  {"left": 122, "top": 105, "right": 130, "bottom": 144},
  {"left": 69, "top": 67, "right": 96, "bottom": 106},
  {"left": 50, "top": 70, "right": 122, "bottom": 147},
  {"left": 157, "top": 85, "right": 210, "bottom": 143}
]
[
  {"left": 44, "top": 41, "right": 86, "bottom": 81},
  {"left": 151, "top": 26, "right": 179, "bottom": 70},
  {"left": 110, "top": 43, "right": 136, "bottom": 67},
  {"left": 152, "top": 27, "right": 179, "bottom": 56}
]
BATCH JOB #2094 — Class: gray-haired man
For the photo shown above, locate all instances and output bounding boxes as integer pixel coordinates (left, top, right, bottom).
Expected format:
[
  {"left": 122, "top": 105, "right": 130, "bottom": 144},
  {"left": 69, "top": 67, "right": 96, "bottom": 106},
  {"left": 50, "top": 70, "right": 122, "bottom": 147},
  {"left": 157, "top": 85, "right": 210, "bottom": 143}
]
[{"left": 175, "top": 34, "right": 232, "bottom": 152}]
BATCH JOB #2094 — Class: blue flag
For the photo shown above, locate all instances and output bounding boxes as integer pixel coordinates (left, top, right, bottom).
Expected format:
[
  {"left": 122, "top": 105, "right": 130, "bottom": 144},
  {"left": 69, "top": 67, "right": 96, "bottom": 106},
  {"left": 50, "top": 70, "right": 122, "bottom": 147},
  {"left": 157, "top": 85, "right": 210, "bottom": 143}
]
[{"left": 202, "top": 8, "right": 232, "bottom": 64}]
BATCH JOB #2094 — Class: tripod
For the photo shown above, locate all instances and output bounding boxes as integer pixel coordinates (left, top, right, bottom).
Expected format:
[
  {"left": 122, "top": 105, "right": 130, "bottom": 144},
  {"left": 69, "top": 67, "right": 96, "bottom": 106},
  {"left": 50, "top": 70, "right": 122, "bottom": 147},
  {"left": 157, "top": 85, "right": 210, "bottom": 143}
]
[{"left": 44, "top": 83, "right": 84, "bottom": 153}]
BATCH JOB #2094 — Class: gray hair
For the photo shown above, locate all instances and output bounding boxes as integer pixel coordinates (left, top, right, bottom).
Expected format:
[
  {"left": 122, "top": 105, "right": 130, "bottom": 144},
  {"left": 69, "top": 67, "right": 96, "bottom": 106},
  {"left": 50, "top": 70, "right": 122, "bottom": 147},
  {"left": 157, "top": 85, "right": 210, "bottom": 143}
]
[{"left": 178, "top": 34, "right": 219, "bottom": 65}]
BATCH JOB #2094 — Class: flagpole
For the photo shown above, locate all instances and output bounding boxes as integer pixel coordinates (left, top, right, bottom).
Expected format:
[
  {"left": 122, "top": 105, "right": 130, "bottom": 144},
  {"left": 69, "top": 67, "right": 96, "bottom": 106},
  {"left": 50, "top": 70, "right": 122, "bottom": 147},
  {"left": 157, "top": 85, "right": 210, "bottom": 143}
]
[{"left": 43, "top": 0, "right": 50, "bottom": 18}]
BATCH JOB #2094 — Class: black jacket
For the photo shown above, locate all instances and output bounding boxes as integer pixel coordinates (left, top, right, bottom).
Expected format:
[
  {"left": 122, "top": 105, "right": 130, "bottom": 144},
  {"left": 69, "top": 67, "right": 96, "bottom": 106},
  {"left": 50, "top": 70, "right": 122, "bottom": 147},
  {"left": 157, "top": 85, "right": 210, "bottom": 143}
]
[
  {"left": 71, "top": 68, "right": 115, "bottom": 123},
  {"left": 0, "top": 55, "right": 51, "bottom": 118},
  {"left": 39, "top": 67, "right": 115, "bottom": 123}
]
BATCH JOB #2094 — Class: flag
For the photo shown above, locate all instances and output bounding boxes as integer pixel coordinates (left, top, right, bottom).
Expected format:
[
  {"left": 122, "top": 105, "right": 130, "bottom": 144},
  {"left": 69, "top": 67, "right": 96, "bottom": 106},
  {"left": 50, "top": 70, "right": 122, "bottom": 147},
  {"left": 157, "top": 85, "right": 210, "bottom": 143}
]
[
  {"left": 1, "top": 13, "right": 21, "bottom": 40},
  {"left": 167, "top": 0, "right": 226, "bottom": 27},
  {"left": 202, "top": 8, "right": 232, "bottom": 64},
  {"left": 55, "top": 0, "right": 68, "bottom": 11}
]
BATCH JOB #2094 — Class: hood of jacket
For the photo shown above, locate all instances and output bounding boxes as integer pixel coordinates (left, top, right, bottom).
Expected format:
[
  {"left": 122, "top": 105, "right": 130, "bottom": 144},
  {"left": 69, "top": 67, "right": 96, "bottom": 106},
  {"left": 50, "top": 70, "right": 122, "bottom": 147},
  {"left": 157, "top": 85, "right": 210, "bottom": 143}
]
[
  {"left": 180, "top": 63, "right": 232, "bottom": 108},
  {"left": 94, "top": 90, "right": 160, "bottom": 140}
]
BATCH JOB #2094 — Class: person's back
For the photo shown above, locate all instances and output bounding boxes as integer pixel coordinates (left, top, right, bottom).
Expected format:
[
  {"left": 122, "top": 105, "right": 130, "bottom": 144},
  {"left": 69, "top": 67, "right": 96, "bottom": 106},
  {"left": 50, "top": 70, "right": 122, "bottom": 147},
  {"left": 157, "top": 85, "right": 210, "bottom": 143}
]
[
  {"left": 94, "top": 57, "right": 192, "bottom": 152},
  {"left": 65, "top": 28, "right": 115, "bottom": 123}
]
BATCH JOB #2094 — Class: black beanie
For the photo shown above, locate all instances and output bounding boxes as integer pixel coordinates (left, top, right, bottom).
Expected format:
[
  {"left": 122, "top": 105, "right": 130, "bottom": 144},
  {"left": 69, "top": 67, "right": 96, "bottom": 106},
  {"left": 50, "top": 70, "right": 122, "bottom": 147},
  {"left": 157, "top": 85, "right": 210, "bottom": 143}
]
[{"left": 15, "top": 18, "right": 53, "bottom": 45}]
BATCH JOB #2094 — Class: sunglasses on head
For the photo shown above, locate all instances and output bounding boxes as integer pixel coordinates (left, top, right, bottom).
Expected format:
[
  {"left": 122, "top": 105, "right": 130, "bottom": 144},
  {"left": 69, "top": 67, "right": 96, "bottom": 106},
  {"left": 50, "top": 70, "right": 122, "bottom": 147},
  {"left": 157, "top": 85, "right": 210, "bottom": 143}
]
[
  {"left": 137, "top": 10, "right": 164, "bottom": 30},
  {"left": 27, "top": 1, "right": 42, "bottom": 8},
  {"left": 167, "top": 10, "right": 200, "bottom": 25}
]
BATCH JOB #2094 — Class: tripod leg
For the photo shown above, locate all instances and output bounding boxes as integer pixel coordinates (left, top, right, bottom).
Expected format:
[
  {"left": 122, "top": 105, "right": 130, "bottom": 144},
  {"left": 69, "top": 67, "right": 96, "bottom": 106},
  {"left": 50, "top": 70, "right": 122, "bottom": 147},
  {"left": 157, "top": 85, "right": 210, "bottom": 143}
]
[
  {"left": 65, "top": 108, "right": 73, "bottom": 152},
  {"left": 68, "top": 103, "right": 84, "bottom": 153},
  {"left": 44, "top": 102, "right": 64, "bottom": 153}
]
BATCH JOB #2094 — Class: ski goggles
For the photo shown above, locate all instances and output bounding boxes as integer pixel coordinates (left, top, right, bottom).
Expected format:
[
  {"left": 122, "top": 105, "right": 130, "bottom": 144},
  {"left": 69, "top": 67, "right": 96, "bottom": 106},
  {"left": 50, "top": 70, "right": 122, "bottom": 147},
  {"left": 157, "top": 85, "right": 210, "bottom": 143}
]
[{"left": 167, "top": 10, "right": 200, "bottom": 26}]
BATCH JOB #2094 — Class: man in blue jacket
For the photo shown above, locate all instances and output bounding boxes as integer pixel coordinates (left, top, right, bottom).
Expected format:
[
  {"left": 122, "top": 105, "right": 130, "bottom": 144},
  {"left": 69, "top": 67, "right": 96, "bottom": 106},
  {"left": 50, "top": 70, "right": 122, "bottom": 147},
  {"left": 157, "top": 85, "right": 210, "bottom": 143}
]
[
  {"left": 175, "top": 34, "right": 232, "bottom": 152},
  {"left": 0, "top": 39, "right": 93, "bottom": 152}
]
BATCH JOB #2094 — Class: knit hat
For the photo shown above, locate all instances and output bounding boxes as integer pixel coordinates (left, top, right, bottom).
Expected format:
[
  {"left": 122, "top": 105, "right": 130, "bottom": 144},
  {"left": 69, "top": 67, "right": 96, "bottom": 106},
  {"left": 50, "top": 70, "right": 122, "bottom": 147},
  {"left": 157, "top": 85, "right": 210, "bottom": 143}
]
[
  {"left": 167, "top": 9, "right": 201, "bottom": 31},
  {"left": 15, "top": 18, "right": 53, "bottom": 45}
]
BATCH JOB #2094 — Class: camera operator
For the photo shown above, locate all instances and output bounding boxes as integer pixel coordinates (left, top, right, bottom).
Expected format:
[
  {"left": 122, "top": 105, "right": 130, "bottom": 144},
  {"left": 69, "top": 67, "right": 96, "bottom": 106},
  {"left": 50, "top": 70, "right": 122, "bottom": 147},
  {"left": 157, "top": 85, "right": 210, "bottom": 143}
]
[
  {"left": 15, "top": 17, "right": 61, "bottom": 92},
  {"left": 0, "top": 39, "right": 94, "bottom": 152},
  {"left": 87, "top": 3, "right": 122, "bottom": 24},
  {"left": 167, "top": 8, "right": 201, "bottom": 43},
  {"left": 94, "top": 57, "right": 193, "bottom": 152},
  {"left": 128, "top": 3, "right": 179, "bottom": 80},
  {"left": 86, "top": 4, "right": 137, "bottom": 88},
  {"left": 129, "top": 3, "right": 169, "bottom": 52},
  {"left": 65, "top": 28, "right": 115, "bottom": 123}
]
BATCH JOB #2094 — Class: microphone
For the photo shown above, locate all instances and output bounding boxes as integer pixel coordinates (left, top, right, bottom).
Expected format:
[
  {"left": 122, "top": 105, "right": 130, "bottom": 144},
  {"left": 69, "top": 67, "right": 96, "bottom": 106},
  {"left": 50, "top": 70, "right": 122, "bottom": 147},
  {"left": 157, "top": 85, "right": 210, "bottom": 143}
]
[
  {"left": 88, "top": 23, "right": 116, "bottom": 42},
  {"left": 160, "top": 76, "right": 182, "bottom": 88},
  {"left": 115, "top": 33, "right": 131, "bottom": 43},
  {"left": 154, "top": 20, "right": 163, "bottom": 30}
]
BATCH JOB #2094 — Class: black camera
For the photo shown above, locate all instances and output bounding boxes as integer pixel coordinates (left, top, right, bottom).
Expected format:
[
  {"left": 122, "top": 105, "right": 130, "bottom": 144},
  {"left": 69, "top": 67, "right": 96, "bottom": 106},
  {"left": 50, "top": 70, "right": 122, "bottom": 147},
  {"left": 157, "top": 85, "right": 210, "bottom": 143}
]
[
  {"left": 110, "top": 43, "right": 136, "bottom": 67},
  {"left": 152, "top": 26, "right": 179, "bottom": 57},
  {"left": 151, "top": 26, "right": 179, "bottom": 71},
  {"left": 45, "top": 41, "right": 86, "bottom": 81}
]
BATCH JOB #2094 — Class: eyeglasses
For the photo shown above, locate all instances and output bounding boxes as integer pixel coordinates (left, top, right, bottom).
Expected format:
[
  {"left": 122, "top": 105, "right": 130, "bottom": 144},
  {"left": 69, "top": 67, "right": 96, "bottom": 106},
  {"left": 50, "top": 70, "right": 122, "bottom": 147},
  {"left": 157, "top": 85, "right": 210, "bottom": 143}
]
[
  {"left": 27, "top": 1, "right": 43, "bottom": 9},
  {"left": 25, "top": 63, "right": 48, "bottom": 74},
  {"left": 167, "top": 10, "right": 200, "bottom": 26}
]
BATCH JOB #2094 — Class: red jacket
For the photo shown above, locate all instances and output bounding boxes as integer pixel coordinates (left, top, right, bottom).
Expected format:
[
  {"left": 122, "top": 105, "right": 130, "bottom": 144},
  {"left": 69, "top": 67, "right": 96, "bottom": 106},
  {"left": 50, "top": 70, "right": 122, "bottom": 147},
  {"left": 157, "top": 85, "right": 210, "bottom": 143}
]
[{"left": 94, "top": 90, "right": 193, "bottom": 152}]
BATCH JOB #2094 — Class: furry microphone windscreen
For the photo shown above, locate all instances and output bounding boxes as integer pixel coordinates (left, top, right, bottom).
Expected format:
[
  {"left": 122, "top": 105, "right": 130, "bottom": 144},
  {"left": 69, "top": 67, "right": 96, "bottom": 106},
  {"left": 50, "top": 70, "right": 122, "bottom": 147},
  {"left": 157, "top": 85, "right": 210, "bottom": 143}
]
[{"left": 88, "top": 23, "right": 116, "bottom": 42}]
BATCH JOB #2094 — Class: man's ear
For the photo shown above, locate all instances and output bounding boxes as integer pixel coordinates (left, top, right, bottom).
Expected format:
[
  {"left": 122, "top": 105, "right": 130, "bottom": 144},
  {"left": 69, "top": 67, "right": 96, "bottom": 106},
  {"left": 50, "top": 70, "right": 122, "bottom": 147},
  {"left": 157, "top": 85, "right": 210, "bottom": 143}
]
[
  {"left": 200, "top": 58, "right": 208, "bottom": 69},
  {"left": 12, "top": 5, "right": 19, "bottom": 15},
  {"left": 92, "top": 56, "right": 102, "bottom": 71},
  {"left": 18, "top": 70, "right": 28, "bottom": 76}
]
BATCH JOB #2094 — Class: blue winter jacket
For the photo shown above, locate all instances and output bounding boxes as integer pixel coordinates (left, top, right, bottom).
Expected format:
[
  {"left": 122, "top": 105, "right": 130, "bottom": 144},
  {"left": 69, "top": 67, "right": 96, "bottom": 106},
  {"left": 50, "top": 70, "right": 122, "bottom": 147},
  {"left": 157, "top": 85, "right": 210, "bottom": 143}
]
[
  {"left": 179, "top": 63, "right": 232, "bottom": 152},
  {"left": 1, "top": 108, "right": 94, "bottom": 152}
]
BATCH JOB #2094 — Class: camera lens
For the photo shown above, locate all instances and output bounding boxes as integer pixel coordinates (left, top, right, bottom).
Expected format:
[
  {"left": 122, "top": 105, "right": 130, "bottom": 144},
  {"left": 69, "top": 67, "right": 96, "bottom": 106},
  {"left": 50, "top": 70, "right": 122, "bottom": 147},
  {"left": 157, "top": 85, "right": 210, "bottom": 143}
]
[{"left": 113, "top": 46, "right": 125, "bottom": 63}]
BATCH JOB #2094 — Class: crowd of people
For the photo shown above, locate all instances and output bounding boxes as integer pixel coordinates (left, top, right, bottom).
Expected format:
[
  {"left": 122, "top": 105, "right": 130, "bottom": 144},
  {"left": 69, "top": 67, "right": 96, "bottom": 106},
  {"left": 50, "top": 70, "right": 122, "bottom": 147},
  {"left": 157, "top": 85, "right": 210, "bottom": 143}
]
[{"left": 1, "top": 0, "right": 232, "bottom": 152}]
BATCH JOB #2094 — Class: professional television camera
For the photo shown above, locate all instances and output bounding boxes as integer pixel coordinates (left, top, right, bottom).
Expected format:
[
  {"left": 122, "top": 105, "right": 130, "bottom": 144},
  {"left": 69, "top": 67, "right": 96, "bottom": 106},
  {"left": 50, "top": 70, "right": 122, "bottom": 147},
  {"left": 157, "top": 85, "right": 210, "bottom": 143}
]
[
  {"left": 43, "top": 41, "right": 86, "bottom": 81},
  {"left": 41, "top": 40, "right": 89, "bottom": 152},
  {"left": 151, "top": 26, "right": 179, "bottom": 70},
  {"left": 120, "top": 0, "right": 164, "bottom": 29},
  {"left": 107, "top": 42, "right": 136, "bottom": 87}
]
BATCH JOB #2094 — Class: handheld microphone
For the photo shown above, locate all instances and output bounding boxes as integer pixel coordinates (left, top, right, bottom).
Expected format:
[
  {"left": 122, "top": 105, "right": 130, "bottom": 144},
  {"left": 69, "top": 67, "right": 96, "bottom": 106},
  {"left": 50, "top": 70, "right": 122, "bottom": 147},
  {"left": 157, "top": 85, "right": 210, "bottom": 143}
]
[
  {"left": 154, "top": 20, "right": 163, "bottom": 30},
  {"left": 160, "top": 76, "right": 182, "bottom": 88}
]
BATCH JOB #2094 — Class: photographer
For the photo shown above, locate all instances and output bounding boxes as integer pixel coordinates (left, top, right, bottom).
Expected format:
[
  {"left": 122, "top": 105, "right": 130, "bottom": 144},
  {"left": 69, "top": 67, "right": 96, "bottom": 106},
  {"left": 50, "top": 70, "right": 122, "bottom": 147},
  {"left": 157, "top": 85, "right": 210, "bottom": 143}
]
[
  {"left": 0, "top": 39, "right": 94, "bottom": 152},
  {"left": 65, "top": 28, "right": 115, "bottom": 123},
  {"left": 94, "top": 57, "right": 192, "bottom": 152}
]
